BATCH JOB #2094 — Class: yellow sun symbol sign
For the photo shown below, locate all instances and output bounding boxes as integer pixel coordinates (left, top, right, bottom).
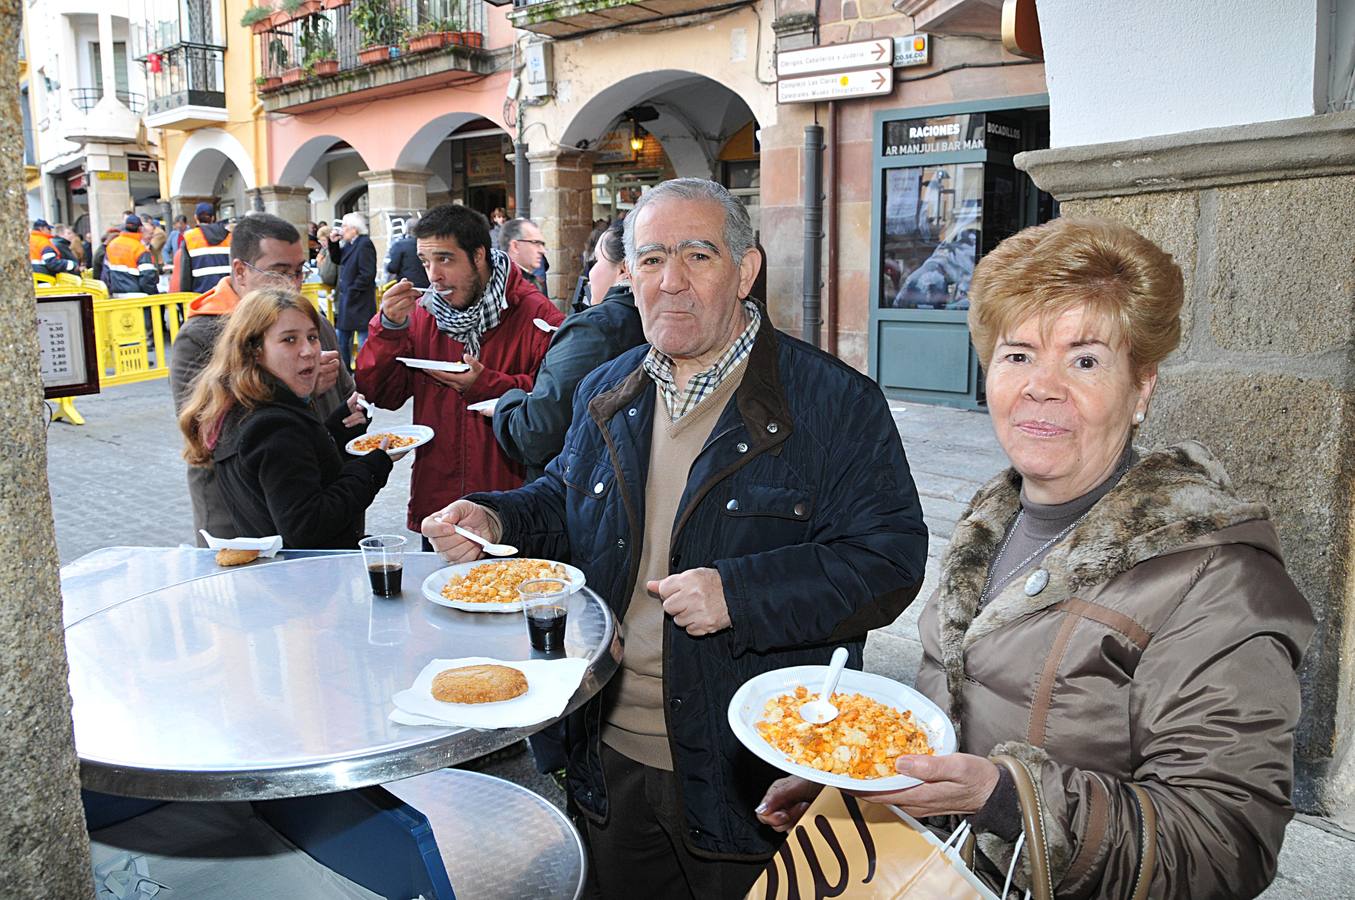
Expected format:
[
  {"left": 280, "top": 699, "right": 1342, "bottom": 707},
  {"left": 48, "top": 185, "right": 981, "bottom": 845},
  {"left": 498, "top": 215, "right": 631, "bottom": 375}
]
[{"left": 839, "top": 75, "right": 849, "bottom": 86}]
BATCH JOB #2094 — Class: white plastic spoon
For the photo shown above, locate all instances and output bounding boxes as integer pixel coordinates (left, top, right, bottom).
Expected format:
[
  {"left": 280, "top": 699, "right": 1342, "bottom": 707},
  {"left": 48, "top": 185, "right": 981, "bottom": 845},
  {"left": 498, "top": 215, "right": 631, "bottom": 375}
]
[
  {"left": 453, "top": 523, "right": 519, "bottom": 557},
  {"left": 799, "top": 647, "right": 850, "bottom": 724},
  {"left": 533, "top": 317, "right": 559, "bottom": 334},
  {"left": 357, "top": 397, "right": 376, "bottom": 419}
]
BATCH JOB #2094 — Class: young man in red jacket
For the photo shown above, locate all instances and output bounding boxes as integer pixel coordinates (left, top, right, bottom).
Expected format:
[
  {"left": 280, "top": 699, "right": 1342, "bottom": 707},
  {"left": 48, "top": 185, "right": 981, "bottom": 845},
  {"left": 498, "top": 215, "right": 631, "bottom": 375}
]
[{"left": 356, "top": 204, "right": 563, "bottom": 543}]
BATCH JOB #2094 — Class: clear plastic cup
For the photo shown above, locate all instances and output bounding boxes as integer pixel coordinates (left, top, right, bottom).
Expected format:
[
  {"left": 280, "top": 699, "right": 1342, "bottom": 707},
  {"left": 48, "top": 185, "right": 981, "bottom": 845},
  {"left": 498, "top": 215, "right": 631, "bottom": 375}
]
[
  {"left": 518, "top": 577, "right": 569, "bottom": 653},
  {"left": 359, "top": 534, "right": 407, "bottom": 597}
]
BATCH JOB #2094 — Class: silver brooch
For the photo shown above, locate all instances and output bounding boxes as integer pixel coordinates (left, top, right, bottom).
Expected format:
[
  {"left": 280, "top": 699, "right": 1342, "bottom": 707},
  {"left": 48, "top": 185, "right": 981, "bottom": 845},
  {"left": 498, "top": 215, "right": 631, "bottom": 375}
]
[{"left": 1024, "top": 569, "right": 1050, "bottom": 596}]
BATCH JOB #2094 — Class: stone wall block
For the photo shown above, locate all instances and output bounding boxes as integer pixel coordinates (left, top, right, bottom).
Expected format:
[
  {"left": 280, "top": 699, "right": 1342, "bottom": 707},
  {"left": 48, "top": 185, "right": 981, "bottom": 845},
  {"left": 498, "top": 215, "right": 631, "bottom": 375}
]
[
  {"left": 1208, "top": 176, "right": 1355, "bottom": 355},
  {"left": 1141, "top": 369, "right": 1353, "bottom": 782},
  {"left": 1060, "top": 190, "right": 1200, "bottom": 358}
]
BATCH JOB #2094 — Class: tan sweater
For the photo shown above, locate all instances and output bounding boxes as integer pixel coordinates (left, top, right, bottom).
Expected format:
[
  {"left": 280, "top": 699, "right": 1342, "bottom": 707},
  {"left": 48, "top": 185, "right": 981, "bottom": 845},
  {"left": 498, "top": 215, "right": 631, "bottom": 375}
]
[{"left": 601, "top": 360, "right": 748, "bottom": 770}]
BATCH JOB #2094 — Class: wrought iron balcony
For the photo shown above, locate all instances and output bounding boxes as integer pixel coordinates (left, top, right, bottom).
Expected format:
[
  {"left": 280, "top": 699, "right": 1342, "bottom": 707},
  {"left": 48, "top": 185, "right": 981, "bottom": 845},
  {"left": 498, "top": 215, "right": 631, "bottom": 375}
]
[
  {"left": 143, "top": 43, "right": 228, "bottom": 129},
  {"left": 70, "top": 88, "right": 147, "bottom": 115},
  {"left": 507, "top": 0, "right": 722, "bottom": 38},
  {"left": 259, "top": 0, "right": 494, "bottom": 114}
]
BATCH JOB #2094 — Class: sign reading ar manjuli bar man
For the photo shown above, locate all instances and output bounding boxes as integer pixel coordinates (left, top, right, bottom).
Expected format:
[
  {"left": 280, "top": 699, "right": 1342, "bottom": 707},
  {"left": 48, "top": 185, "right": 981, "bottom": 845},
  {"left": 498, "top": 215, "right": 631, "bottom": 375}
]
[{"left": 777, "top": 68, "right": 893, "bottom": 104}]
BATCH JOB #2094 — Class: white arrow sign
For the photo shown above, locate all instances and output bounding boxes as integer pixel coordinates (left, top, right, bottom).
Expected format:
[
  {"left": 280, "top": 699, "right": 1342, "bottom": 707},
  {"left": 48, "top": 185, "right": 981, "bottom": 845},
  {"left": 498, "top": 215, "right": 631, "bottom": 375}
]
[
  {"left": 777, "top": 67, "right": 893, "bottom": 104},
  {"left": 776, "top": 39, "right": 893, "bottom": 78}
]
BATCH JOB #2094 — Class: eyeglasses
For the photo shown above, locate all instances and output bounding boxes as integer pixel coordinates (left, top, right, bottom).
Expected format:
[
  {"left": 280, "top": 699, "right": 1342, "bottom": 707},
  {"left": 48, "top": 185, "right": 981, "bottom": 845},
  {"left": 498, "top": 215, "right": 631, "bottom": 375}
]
[
  {"left": 240, "top": 259, "right": 307, "bottom": 283},
  {"left": 515, "top": 239, "right": 547, "bottom": 248}
]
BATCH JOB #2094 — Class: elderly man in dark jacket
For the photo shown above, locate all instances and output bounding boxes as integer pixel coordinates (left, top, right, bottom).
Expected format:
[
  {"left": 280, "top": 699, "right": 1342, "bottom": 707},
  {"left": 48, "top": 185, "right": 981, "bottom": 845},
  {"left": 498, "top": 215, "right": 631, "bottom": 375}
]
[
  {"left": 329, "top": 212, "right": 378, "bottom": 370},
  {"left": 424, "top": 178, "right": 928, "bottom": 899}
]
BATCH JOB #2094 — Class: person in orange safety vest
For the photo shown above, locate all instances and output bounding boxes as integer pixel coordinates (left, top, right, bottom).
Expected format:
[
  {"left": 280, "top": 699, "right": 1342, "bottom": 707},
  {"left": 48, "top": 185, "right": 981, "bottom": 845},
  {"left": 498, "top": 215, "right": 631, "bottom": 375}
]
[
  {"left": 101, "top": 215, "right": 160, "bottom": 296},
  {"left": 170, "top": 201, "right": 232, "bottom": 294},
  {"left": 30, "top": 219, "right": 78, "bottom": 276}
]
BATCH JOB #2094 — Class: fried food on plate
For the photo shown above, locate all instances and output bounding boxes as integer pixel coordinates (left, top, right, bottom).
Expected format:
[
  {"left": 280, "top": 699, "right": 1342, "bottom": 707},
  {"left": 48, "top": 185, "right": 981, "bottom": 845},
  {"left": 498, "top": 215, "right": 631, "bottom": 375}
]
[
  {"left": 215, "top": 548, "right": 260, "bottom": 567},
  {"left": 352, "top": 432, "right": 419, "bottom": 453},
  {"left": 431, "top": 664, "right": 529, "bottom": 704},
  {"left": 440, "top": 559, "right": 566, "bottom": 604},
  {"left": 756, "top": 685, "right": 933, "bottom": 779}
]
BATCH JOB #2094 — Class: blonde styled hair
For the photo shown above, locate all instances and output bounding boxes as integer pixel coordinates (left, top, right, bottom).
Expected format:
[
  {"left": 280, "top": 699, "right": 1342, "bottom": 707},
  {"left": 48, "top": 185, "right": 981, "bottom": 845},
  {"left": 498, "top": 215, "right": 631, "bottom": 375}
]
[
  {"left": 179, "top": 287, "right": 324, "bottom": 466},
  {"left": 967, "top": 217, "right": 1184, "bottom": 382}
]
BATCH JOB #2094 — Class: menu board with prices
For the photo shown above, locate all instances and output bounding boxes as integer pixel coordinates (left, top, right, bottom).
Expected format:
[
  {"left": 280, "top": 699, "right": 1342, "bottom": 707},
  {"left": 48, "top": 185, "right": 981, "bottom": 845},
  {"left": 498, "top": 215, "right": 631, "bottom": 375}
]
[{"left": 36, "top": 293, "right": 100, "bottom": 398}]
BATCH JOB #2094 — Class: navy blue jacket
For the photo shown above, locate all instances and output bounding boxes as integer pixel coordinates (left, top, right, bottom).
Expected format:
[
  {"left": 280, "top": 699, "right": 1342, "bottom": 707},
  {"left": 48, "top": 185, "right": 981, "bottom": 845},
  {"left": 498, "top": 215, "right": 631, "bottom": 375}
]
[
  {"left": 471, "top": 317, "right": 928, "bottom": 858},
  {"left": 491, "top": 283, "right": 646, "bottom": 481},
  {"left": 385, "top": 236, "right": 429, "bottom": 289},
  {"left": 331, "top": 235, "right": 377, "bottom": 331}
]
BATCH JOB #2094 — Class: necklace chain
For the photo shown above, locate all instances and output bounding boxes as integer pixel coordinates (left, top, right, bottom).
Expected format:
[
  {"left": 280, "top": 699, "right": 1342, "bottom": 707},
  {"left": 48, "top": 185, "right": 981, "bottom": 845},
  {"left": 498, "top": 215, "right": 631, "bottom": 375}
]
[{"left": 980, "top": 510, "right": 1087, "bottom": 602}]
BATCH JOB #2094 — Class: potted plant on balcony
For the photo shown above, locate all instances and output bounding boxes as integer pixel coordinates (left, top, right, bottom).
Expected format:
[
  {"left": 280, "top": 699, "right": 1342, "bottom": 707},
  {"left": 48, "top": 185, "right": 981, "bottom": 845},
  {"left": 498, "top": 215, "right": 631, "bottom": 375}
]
[
  {"left": 255, "top": 73, "right": 283, "bottom": 91},
  {"left": 300, "top": 16, "right": 340, "bottom": 76},
  {"left": 407, "top": 18, "right": 453, "bottom": 52},
  {"left": 241, "top": 5, "right": 274, "bottom": 34},
  {"left": 321, "top": 0, "right": 349, "bottom": 8},
  {"left": 268, "top": 36, "right": 293, "bottom": 83},
  {"left": 282, "top": 0, "right": 323, "bottom": 22},
  {"left": 351, "top": 0, "right": 405, "bottom": 65}
]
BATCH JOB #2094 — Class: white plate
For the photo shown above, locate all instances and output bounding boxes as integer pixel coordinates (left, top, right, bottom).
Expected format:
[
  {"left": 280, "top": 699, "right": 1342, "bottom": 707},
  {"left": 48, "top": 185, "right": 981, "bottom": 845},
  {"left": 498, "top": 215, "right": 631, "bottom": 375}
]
[
  {"left": 467, "top": 397, "right": 500, "bottom": 414},
  {"left": 422, "top": 559, "right": 586, "bottom": 613},
  {"left": 397, "top": 356, "right": 471, "bottom": 373},
  {"left": 727, "top": 665, "right": 956, "bottom": 792},
  {"left": 344, "top": 424, "right": 434, "bottom": 457}
]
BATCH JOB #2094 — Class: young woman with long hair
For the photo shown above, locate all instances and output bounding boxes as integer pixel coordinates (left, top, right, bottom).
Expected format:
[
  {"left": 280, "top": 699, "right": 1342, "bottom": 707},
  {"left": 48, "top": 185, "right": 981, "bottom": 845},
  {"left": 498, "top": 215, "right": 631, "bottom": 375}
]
[{"left": 179, "top": 286, "right": 394, "bottom": 549}]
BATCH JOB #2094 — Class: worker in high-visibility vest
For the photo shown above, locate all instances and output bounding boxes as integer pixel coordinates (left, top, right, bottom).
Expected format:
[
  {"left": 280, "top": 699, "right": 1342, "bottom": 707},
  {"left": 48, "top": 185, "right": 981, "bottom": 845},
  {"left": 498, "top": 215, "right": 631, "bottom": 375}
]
[
  {"left": 30, "top": 218, "right": 78, "bottom": 276},
  {"left": 101, "top": 215, "right": 161, "bottom": 297},
  {"left": 170, "top": 201, "right": 232, "bottom": 294}
]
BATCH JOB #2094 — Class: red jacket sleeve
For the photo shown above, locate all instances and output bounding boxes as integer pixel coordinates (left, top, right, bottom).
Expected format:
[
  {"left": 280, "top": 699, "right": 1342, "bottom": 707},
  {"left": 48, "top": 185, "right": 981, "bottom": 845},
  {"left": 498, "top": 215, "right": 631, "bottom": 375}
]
[{"left": 355, "top": 313, "right": 416, "bottom": 409}]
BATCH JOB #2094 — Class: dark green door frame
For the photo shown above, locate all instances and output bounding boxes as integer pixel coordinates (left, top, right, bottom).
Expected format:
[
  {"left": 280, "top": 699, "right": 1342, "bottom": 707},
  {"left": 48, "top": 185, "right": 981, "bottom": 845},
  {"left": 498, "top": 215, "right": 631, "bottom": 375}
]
[{"left": 867, "top": 93, "right": 1049, "bottom": 410}]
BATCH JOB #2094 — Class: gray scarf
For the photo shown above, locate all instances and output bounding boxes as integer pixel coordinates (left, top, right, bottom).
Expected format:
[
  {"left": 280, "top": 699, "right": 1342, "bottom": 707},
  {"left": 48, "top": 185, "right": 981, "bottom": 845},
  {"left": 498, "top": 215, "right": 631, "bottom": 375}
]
[{"left": 420, "top": 248, "right": 511, "bottom": 356}]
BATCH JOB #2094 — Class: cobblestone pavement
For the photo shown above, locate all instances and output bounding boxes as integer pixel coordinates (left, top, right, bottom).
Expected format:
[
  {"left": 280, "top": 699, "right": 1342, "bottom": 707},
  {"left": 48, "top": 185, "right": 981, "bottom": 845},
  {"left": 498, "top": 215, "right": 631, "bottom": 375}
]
[{"left": 43, "top": 379, "right": 1354, "bottom": 895}]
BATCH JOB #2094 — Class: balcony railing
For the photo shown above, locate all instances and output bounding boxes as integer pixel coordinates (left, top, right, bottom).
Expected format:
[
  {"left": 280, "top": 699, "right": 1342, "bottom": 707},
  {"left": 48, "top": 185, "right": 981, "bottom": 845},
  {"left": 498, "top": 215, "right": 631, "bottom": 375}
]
[
  {"left": 257, "top": 0, "right": 486, "bottom": 86},
  {"left": 70, "top": 88, "right": 147, "bottom": 115},
  {"left": 507, "top": 0, "right": 723, "bottom": 37},
  {"left": 145, "top": 44, "right": 226, "bottom": 114}
]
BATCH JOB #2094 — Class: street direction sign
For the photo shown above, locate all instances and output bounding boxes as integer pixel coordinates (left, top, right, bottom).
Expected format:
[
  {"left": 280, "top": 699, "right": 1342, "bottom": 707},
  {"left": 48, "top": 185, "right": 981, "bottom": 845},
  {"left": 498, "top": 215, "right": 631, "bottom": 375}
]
[
  {"left": 777, "top": 67, "right": 893, "bottom": 104},
  {"left": 776, "top": 38, "right": 893, "bottom": 79}
]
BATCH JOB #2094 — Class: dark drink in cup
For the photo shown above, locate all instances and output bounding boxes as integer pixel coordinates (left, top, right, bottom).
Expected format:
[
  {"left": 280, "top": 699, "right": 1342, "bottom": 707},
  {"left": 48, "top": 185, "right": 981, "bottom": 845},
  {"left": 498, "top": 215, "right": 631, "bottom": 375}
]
[
  {"left": 368, "top": 563, "right": 403, "bottom": 597},
  {"left": 359, "top": 535, "right": 407, "bottom": 597},
  {"left": 526, "top": 604, "right": 567, "bottom": 652},
  {"left": 518, "top": 577, "right": 571, "bottom": 654}
]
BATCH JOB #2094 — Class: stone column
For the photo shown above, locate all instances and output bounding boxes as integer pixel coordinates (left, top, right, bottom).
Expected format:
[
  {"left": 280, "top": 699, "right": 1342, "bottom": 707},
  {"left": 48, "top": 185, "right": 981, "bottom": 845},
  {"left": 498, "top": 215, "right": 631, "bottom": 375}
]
[
  {"left": 1018, "top": 110, "right": 1355, "bottom": 826},
  {"left": 0, "top": 2, "right": 95, "bottom": 891},
  {"left": 249, "top": 185, "right": 312, "bottom": 240},
  {"left": 169, "top": 194, "right": 216, "bottom": 223},
  {"left": 526, "top": 149, "right": 593, "bottom": 309},
  {"left": 84, "top": 147, "right": 131, "bottom": 237},
  {"left": 359, "top": 168, "right": 429, "bottom": 264}
]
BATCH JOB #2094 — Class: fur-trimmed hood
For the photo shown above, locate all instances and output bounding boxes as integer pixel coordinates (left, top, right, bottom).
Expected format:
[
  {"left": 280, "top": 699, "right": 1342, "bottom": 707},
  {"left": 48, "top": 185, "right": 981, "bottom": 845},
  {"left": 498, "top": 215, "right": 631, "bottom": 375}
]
[{"left": 935, "top": 440, "right": 1273, "bottom": 739}]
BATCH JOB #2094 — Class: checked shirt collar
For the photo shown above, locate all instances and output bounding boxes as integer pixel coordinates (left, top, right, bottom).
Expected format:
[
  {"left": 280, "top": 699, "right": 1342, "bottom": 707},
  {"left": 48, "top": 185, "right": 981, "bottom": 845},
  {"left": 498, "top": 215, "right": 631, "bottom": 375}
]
[{"left": 643, "top": 300, "right": 761, "bottom": 423}]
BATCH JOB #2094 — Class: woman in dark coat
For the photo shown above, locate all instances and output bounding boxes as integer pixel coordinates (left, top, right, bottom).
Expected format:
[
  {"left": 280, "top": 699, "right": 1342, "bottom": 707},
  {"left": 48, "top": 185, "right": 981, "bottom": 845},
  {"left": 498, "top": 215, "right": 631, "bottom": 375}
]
[
  {"left": 330, "top": 212, "right": 378, "bottom": 371},
  {"left": 486, "top": 219, "right": 647, "bottom": 481},
  {"left": 179, "top": 286, "right": 394, "bottom": 549}
]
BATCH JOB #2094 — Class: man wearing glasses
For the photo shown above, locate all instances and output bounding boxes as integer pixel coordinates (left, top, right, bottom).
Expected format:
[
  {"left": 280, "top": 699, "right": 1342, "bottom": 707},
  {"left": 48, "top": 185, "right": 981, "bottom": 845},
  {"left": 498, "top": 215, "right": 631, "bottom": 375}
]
[
  {"left": 500, "top": 217, "right": 550, "bottom": 297},
  {"left": 170, "top": 212, "right": 356, "bottom": 546}
]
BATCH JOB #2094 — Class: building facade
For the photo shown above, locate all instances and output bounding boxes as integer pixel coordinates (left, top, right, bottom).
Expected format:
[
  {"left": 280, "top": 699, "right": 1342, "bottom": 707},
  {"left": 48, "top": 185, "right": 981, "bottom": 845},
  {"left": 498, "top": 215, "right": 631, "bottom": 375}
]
[{"left": 24, "top": 0, "right": 163, "bottom": 244}]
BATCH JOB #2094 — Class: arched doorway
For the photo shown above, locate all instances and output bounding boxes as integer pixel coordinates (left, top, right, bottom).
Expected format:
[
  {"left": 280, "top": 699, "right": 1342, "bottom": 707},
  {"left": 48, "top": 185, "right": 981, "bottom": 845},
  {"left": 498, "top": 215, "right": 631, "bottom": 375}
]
[
  {"left": 395, "top": 113, "right": 514, "bottom": 219},
  {"left": 279, "top": 136, "right": 371, "bottom": 223},
  {"left": 170, "top": 128, "right": 257, "bottom": 220}
]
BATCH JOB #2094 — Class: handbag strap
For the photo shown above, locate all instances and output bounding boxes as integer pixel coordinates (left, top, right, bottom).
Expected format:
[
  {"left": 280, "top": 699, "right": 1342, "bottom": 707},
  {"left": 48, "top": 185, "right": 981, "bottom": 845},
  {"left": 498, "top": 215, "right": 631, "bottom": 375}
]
[
  {"left": 1128, "top": 784, "right": 1158, "bottom": 900},
  {"left": 991, "top": 754, "right": 1055, "bottom": 900}
]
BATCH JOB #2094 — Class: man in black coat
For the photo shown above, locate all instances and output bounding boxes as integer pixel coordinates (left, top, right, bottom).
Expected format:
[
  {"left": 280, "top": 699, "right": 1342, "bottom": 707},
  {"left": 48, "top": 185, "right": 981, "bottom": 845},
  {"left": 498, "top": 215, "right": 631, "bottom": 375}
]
[
  {"left": 329, "top": 212, "right": 378, "bottom": 370},
  {"left": 423, "top": 178, "right": 928, "bottom": 899},
  {"left": 386, "top": 228, "right": 430, "bottom": 289}
]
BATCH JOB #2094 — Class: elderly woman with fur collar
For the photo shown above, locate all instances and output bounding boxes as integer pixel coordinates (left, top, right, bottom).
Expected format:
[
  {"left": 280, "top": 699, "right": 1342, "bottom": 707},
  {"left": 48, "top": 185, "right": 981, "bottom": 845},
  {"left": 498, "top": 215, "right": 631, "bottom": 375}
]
[{"left": 757, "top": 218, "right": 1314, "bottom": 898}]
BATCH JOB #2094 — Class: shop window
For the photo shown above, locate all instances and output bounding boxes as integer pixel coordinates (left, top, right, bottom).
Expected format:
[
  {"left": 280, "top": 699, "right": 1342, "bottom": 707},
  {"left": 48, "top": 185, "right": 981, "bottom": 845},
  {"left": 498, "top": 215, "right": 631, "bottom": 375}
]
[{"left": 880, "top": 162, "right": 983, "bottom": 310}]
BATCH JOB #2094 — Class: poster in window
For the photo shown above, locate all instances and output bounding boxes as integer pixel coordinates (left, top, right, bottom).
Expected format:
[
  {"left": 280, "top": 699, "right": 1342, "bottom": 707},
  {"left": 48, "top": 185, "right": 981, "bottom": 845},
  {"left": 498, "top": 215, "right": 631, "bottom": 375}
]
[{"left": 880, "top": 163, "right": 983, "bottom": 310}]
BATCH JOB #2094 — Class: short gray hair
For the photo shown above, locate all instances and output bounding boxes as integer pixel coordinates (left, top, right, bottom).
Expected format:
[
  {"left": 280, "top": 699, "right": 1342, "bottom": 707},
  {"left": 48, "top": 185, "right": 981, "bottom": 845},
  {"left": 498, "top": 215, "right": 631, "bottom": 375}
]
[
  {"left": 499, "top": 217, "right": 536, "bottom": 252},
  {"left": 341, "top": 212, "right": 368, "bottom": 235},
  {"left": 623, "top": 178, "right": 754, "bottom": 268}
]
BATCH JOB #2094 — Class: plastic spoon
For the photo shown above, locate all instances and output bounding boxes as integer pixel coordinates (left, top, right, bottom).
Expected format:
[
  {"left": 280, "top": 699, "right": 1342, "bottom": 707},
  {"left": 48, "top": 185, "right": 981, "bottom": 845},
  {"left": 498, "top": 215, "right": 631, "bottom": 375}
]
[
  {"left": 453, "top": 523, "right": 518, "bottom": 557},
  {"left": 357, "top": 397, "right": 376, "bottom": 419},
  {"left": 533, "top": 317, "right": 559, "bottom": 334},
  {"left": 799, "top": 647, "right": 850, "bottom": 724}
]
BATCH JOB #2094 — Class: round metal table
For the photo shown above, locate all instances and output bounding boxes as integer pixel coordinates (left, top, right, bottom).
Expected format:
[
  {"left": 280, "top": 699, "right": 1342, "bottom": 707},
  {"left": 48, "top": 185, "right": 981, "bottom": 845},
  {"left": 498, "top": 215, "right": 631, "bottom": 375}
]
[{"left": 64, "top": 549, "right": 619, "bottom": 802}]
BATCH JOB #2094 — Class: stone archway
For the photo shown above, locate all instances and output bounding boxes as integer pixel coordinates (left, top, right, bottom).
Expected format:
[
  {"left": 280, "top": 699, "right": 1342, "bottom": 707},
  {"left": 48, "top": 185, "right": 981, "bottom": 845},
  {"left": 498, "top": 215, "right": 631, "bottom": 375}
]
[{"left": 169, "top": 128, "right": 257, "bottom": 197}]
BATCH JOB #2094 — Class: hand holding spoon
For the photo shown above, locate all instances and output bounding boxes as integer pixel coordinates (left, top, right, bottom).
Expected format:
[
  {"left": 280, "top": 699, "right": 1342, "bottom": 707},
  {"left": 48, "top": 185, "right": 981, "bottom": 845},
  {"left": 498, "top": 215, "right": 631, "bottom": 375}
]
[
  {"left": 799, "top": 647, "right": 850, "bottom": 724},
  {"left": 452, "top": 523, "right": 518, "bottom": 557}
]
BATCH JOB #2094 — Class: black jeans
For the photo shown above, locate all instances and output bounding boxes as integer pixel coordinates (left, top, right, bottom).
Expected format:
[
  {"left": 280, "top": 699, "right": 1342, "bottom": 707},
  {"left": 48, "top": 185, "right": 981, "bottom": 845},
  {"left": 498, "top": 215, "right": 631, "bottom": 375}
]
[{"left": 583, "top": 744, "right": 766, "bottom": 900}]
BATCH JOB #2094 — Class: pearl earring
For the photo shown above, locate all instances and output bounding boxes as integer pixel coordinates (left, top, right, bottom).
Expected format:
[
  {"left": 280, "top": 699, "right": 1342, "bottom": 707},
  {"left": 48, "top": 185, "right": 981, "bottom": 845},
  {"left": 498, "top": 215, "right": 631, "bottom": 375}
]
[{"left": 1134, "top": 411, "right": 1145, "bottom": 424}]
